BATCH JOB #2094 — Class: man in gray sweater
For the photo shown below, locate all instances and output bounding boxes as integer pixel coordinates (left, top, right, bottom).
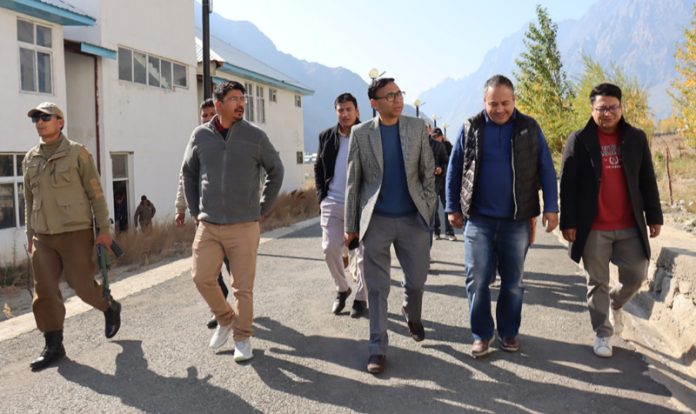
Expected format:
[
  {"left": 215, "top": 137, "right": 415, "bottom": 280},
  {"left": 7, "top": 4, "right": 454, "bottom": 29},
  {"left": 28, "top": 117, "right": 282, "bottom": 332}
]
[{"left": 181, "top": 81, "right": 284, "bottom": 362}]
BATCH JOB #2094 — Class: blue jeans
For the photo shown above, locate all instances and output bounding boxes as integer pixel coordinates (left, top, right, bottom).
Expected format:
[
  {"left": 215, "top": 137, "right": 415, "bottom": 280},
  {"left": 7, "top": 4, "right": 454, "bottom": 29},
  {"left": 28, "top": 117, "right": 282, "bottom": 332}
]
[
  {"left": 464, "top": 215, "right": 530, "bottom": 341},
  {"left": 433, "top": 190, "right": 454, "bottom": 236}
]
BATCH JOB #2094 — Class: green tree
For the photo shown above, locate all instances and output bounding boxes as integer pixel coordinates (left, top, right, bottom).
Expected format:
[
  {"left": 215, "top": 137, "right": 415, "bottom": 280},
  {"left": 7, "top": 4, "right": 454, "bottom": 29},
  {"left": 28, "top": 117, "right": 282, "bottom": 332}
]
[
  {"left": 670, "top": 4, "right": 696, "bottom": 147},
  {"left": 514, "top": 4, "right": 574, "bottom": 154},
  {"left": 571, "top": 55, "right": 654, "bottom": 140}
]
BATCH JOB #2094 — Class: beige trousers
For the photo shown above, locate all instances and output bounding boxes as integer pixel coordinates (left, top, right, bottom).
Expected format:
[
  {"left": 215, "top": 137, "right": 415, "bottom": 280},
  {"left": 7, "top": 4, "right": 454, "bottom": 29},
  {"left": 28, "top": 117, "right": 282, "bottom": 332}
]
[{"left": 192, "top": 221, "right": 260, "bottom": 341}]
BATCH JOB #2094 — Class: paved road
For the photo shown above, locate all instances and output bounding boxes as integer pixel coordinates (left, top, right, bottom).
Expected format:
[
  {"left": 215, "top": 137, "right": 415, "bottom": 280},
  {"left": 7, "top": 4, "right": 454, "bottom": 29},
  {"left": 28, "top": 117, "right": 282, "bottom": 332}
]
[{"left": 0, "top": 221, "right": 686, "bottom": 413}]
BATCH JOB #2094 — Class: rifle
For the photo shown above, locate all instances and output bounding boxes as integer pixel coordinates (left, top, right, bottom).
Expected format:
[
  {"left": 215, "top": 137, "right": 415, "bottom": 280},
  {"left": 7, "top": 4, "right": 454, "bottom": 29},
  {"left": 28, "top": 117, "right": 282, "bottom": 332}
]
[
  {"left": 23, "top": 243, "right": 34, "bottom": 300},
  {"left": 97, "top": 240, "right": 124, "bottom": 304}
]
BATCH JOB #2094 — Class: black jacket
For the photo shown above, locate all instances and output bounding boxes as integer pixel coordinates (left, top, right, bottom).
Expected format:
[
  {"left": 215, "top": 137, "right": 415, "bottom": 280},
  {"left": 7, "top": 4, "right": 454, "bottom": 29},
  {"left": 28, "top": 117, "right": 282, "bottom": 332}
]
[
  {"left": 314, "top": 123, "right": 356, "bottom": 202},
  {"left": 560, "top": 117, "right": 663, "bottom": 263},
  {"left": 460, "top": 110, "right": 541, "bottom": 220},
  {"left": 429, "top": 138, "right": 448, "bottom": 192}
]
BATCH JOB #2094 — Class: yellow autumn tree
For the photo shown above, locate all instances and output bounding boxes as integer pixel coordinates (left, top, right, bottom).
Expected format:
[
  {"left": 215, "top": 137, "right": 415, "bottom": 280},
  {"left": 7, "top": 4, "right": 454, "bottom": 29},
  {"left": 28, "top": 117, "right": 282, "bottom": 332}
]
[
  {"left": 671, "top": 4, "right": 696, "bottom": 147},
  {"left": 570, "top": 55, "right": 654, "bottom": 140}
]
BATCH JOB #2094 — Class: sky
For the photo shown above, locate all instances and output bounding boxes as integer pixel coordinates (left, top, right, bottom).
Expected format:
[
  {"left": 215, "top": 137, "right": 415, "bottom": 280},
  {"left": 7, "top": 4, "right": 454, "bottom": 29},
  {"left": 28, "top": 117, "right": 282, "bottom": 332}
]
[{"left": 209, "top": 0, "right": 599, "bottom": 98}]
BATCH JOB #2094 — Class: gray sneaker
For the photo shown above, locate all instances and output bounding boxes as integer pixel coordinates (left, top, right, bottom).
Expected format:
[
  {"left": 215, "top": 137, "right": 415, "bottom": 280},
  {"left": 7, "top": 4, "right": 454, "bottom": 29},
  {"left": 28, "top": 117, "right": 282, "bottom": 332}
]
[{"left": 593, "top": 336, "right": 612, "bottom": 358}]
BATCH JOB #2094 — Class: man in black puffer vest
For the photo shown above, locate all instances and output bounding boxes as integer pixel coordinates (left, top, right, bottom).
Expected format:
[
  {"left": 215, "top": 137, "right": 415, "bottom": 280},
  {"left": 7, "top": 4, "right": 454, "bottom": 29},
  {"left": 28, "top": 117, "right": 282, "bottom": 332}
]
[{"left": 445, "top": 75, "right": 558, "bottom": 358}]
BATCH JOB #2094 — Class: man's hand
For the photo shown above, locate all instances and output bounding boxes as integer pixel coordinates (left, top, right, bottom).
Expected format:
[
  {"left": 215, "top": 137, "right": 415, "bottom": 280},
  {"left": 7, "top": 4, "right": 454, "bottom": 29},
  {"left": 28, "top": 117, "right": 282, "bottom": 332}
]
[
  {"left": 175, "top": 212, "right": 185, "bottom": 227},
  {"left": 448, "top": 212, "right": 464, "bottom": 229},
  {"left": 344, "top": 232, "right": 359, "bottom": 248},
  {"left": 562, "top": 228, "right": 576, "bottom": 242},
  {"left": 542, "top": 212, "right": 559, "bottom": 232},
  {"left": 529, "top": 217, "right": 537, "bottom": 245},
  {"left": 434, "top": 166, "right": 443, "bottom": 176},
  {"left": 95, "top": 233, "right": 113, "bottom": 252},
  {"left": 649, "top": 224, "right": 662, "bottom": 238}
]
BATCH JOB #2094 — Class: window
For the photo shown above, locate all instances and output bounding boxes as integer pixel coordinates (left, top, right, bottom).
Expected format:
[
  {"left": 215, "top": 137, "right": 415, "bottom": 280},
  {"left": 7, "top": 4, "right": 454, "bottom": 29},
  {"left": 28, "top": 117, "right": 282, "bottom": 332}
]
[
  {"left": 295, "top": 95, "right": 302, "bottom": 108},
  {"left": 148, "top": 56, "right": 160, "bottom": 87},
  {"left": 118, "top": 47, "right": 132, "bottom": 81},
  {"left": 0, "top": 154, "right": 27, "bottom": 229},
  {"left": 244, "top": 82, "right": 255, "bottom": 122},
  {"left": 161, "top": 60, "right": 172, "bottom": 89},
  {"left": 17, "top": 19, "right": 52, "bottom": 94},
  {"left": 118, "top": 46, "right": 187, "bottom": 89},
  {"left": 173, "top": 63, "right": 187, "bottom": 88},
  {"left": 256, "top": 85, "right": 266, "bottom": 124},
  {"left": 269, "top": 88, "right": 277, "bottom": 103}
]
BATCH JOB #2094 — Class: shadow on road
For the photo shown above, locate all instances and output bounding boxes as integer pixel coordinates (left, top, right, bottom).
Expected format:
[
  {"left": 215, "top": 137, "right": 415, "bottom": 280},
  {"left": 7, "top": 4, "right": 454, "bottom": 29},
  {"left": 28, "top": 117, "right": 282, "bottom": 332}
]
[
  {"left": 57, "top": 340, "right": 260, "bottom": 414},
  {"left": 250, "top": 317, "right": 675, "bottom": 413}
]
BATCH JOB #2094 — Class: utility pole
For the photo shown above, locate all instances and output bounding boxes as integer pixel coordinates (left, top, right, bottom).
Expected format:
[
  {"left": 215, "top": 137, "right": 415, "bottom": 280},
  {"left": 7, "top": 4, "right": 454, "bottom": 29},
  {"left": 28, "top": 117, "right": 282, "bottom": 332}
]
[{"left": 202, "top": 0, "right": 212, "bottom": 99}]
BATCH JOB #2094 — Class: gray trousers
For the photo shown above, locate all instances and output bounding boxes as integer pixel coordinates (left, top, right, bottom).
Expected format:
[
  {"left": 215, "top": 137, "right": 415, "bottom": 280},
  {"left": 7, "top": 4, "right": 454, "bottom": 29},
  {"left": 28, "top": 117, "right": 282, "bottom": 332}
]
[
  {"left": 362, "top": 213, "right": 430, "bottom": 356},
  {"left": 582, "top": 228, "right": 648, "bottom": 337}
]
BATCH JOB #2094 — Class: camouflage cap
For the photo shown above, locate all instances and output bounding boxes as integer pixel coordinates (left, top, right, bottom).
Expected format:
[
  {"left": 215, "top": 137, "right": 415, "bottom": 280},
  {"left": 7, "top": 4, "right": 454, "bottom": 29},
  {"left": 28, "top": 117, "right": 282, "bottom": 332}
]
[{"left": 27, "top": 102, "right": 64, "bottom": 119}]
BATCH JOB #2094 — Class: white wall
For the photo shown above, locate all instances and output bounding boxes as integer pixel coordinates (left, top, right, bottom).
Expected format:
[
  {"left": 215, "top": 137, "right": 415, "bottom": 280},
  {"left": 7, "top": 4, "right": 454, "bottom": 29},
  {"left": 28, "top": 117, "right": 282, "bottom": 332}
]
[
  {"left": 65, "top": 0, "right": 199, "bottom": 224},
  {"left": 265, "top": 88, "right": 305, "bottom": 192},
  {"left": 64, "top": 50, "right": 97, "bottom": 156},
  {"left": 0, "top": 8, "right": 69, "bottom": 263}
]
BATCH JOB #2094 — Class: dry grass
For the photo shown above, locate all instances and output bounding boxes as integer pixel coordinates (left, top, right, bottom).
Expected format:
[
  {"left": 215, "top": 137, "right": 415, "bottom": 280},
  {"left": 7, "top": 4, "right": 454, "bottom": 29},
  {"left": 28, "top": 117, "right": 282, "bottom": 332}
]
[
  {"left": 0, "top": 188, "right": 320, "bottom": 288},
  {"left": 260, "top": 188, "right": 319, "bottom": 232},
  {"left": 654, "top": 152, "right": 696, "bottom": 214}
]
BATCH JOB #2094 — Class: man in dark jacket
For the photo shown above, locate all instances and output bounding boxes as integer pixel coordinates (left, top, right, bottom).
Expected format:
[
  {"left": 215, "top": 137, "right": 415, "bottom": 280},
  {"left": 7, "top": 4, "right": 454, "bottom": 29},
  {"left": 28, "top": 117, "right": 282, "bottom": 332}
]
[
  {"left": 445, "top": 75, "right": 558, "bottom": 358},
  {"left": 560, "top": 83, "right": 662, "bottom": 358},
  {"left": 430, "top": 128, "right": 454, "bottom": 240},
  {"left": 314, "top": 93, "right": 367, "bottom": 318}
]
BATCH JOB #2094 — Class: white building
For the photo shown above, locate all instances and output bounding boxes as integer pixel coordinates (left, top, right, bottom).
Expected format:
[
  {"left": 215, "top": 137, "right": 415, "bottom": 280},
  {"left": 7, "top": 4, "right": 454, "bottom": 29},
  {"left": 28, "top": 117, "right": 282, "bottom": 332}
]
[
  {"left": 0, "top": 1, "right": 313, "bottom": 264},
  {"left": 0, "top": 0, "right": 198, "bottom": 263},
  {"left": 197, "top": 32, "right": 314, "bottom": 192}
]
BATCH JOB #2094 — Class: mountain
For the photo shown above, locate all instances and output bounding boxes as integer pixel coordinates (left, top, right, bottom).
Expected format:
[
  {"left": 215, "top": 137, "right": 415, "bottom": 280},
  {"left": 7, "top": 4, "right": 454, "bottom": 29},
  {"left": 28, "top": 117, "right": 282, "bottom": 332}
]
[
  {"left": 195, "top": 0, "right": 690, "bottom": 150},
  {"left": 420, "top": 0, "right": 692, "bottom": 136},
  {"left": 194, "top": 6, "right": 417, "bottom": 153}
]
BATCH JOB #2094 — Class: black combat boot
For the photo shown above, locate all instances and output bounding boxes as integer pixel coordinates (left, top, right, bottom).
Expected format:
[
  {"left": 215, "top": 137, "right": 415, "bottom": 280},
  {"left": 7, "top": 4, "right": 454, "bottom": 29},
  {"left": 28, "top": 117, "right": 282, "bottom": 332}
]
[
  {"left": 30, "top": 330, "right": 65, "bottom": 372},
  {"left": 104, "top": 300, "right": 121, "bottom": 339}
]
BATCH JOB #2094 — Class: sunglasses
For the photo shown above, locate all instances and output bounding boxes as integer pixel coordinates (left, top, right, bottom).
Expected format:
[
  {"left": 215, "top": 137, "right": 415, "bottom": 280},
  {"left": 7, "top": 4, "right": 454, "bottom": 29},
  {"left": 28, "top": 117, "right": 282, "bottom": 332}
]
[{"left": 31, "top": 113, "right": 56, "bottom": 123}]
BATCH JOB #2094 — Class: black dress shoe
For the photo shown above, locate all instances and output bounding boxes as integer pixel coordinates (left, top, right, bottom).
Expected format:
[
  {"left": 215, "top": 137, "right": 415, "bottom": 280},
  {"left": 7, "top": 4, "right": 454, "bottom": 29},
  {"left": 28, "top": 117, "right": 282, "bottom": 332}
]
[
  {"left": 401, "top": 307, "right": 425, "bottom": 342},
  {"left": 367, "top": 354, "right": 386, "bottom": 374},
  {"left": 30, "top": 331, "right": 65, "bottom": 372},
  {"left": 350, "top": 300, "right": 367, "bottom": 318},
  {"left": 331, "top": 288, "right": 352, "bottom": 314},
  {"left": 206, "top": 315, "right": 218, "bottom": 329},
  {"left": 104, "top": 300, "right": 121, "bottom": 339}
]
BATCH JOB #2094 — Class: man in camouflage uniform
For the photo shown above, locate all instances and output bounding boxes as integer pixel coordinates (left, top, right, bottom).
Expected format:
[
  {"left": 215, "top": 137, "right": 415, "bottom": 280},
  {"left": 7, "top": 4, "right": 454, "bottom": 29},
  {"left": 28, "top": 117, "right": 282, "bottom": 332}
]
[{"left": 23, "top": 102, "right": 121, "bottom": 372}]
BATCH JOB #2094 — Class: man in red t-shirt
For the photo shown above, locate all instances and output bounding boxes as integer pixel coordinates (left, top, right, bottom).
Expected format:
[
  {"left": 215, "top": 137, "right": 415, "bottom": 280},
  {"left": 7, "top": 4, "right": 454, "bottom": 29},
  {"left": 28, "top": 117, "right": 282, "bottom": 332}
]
[{"left": 560, "top": 83, "right": 663, "bottom": 358}]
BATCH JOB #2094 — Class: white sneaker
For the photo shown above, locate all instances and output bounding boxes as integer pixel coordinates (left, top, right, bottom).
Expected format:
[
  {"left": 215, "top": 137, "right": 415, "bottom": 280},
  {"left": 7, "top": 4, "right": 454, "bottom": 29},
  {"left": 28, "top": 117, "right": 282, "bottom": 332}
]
[
  {"left": 233, "top": 339, "right": 253, "bottom": 362},
  {"left": 209, "top": 323, "right": 232, "bottom": 349},
  {"left": 610, "top": 307, "right": 624, "bottom": 336},
  {"left": 593, "top": 336, "right": 613, "bottom": 358}
]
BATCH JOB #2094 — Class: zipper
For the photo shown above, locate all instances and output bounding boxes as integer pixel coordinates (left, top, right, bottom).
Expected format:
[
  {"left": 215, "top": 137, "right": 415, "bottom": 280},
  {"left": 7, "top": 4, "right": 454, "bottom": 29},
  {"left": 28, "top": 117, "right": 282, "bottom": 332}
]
[{"left": 511, "top": 129, "right": 518, "bottom": 219}]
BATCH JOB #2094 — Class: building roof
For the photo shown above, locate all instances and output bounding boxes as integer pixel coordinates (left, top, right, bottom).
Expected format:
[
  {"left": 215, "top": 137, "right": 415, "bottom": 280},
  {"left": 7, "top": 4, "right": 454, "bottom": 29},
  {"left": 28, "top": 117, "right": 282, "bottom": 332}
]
[
  {"left": 0, "top": 0, "right": 95, "bottom": 26},
  {"left": 196, "top": 32, "right": 313, "bottom": 96}
]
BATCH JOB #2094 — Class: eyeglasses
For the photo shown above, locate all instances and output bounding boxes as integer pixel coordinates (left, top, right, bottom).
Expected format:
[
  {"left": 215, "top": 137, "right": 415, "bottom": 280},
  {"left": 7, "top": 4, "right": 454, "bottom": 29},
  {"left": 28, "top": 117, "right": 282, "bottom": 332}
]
[
  {"left": 375, "top": 91, "right": 405, "bottom": 102},
  {"left": 31, "top": 113, "right": 56, "bottom": 123},
  {"left": 593, "top": 105, "right": 621, "bottom": 114},
  {"left": 225, "top": 95, "right": 246, "bottom": 103}
]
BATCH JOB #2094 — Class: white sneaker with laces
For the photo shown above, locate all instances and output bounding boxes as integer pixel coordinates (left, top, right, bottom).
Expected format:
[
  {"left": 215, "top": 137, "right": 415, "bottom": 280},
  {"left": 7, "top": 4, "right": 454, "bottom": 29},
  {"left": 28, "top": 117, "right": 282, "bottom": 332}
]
[
  {"left": 233, "top": 339, "right": 253, "bottom": 362},
  {"left": 593, "top": 336, "right": 612, "bottom": 358},
  {"left": 610, "top": 307, "right": 624, "bottom": 335},
  {"left": 209, "top": 323, "right": 232, "bottom": 349}
]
